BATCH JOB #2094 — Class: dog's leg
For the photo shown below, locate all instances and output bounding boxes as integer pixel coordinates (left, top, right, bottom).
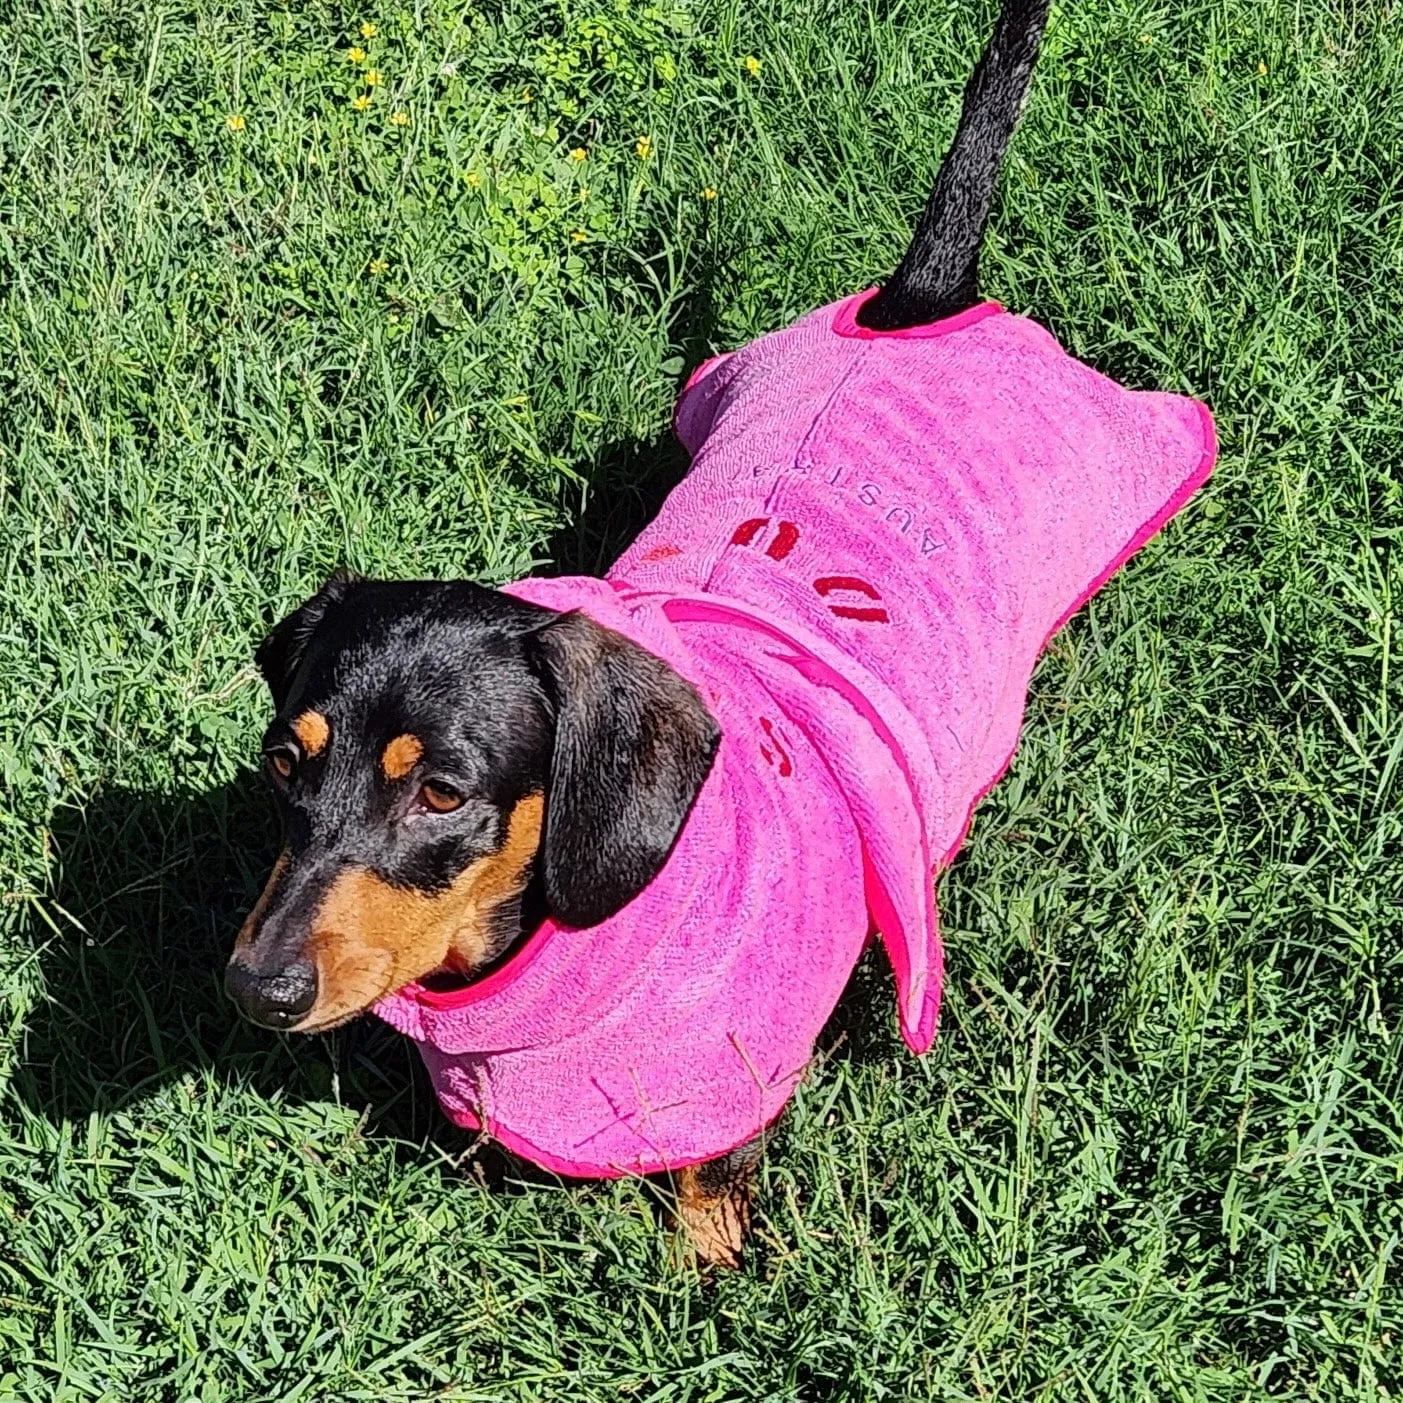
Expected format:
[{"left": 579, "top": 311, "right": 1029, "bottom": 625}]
[{"left": 673, "top": 1136, "right": 767, "bottom": 1268}]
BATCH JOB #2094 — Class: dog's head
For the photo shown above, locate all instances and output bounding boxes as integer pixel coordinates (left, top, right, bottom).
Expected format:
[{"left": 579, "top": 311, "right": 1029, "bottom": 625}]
[{"left": 225, "top": 573, "right": 719, "bottom": 1032}]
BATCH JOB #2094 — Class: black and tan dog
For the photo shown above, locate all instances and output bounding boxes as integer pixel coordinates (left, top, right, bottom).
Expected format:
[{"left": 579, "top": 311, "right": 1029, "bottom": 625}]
[{"left": 228, "top": 0, "right": 1054, "bottom": 1264}]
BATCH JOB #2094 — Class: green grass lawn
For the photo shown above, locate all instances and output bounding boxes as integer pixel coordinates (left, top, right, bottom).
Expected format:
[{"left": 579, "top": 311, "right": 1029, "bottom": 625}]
[{"left": 1, "top": 0, "right": 1401, "bottom": 1396}]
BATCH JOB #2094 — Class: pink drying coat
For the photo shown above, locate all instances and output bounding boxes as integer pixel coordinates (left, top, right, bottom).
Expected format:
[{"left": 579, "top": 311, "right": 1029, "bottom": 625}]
[{"left": 375, "top": 291, "right": 1217, "bottom": 1177}]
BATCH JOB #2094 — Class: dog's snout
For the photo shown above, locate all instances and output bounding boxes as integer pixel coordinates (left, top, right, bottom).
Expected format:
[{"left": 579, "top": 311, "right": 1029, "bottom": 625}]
[{"left": 225, "top": 958, "right": 318, "bottom": 1028}]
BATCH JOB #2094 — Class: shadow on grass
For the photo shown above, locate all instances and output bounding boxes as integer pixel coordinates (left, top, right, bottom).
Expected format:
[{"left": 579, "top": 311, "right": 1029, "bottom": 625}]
[
  {"left": 11, "top": 765, "right": 899, "bottom": 1162},
  {"left": 9, "top": 776, "right": 516, "bottom": 1166},
  {"left": 543, "top": 428, "right": 693, "bottom": 578},
  {"left": 10, "top": 280, "right": 724, "bottom": 1145}
]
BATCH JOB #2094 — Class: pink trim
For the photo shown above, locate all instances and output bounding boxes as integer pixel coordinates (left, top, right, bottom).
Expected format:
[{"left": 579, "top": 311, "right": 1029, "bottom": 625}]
[
  {"left": 934, "top": 397, "right": 1219, "bottom": 872},
  {"left": 831, "top": 289, "right": 1004, "bottom": 341},
  {"left": 683, "top": 350, "right": 733, "bottom": 393},
  {"left": 409, "top": 916, "right": 564, "bottom": 1011},
  {"left": 445, "top": 1100, "right": 788, "bottom": 1180},
  {"left": 862, "top": 845, "right": 911, "bottom": 1024}
]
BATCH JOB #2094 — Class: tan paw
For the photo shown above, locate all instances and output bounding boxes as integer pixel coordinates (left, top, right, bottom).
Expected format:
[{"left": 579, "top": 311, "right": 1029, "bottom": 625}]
[{"left": 674, "top": 1163, "right": 754, "bottom": 1269}]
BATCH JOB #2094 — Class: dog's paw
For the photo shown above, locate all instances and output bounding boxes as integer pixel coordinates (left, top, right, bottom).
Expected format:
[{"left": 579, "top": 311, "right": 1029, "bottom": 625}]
[{"left": 674, "top": 1162, "right": 754, "bottom": 1269}]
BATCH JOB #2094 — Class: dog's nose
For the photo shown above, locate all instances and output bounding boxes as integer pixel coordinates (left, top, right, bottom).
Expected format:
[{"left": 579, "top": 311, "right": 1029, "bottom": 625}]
[{"left": 225, "top": 959, "right": 318, "bottom": 1028}]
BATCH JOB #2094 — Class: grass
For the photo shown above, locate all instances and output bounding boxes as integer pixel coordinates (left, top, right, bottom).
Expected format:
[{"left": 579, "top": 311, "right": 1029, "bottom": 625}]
[{"left": 0, "top": 0, "right": 1401, "bottom": 1396}]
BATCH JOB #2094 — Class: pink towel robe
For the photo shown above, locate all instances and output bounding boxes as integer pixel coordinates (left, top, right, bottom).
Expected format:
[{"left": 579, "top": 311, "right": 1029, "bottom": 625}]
[{"left": 374, "top": 291, "right": 1218, "bottom": 1177}]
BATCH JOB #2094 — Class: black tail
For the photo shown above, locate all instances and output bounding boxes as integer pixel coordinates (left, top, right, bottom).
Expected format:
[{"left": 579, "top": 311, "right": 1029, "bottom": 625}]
[{"left": 859, "top": 0, "right": 1052, "bottom": 332}]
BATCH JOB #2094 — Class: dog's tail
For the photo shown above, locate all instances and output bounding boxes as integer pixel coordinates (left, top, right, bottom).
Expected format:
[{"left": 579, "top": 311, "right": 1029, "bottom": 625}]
[{"left": 858, "top": 0, "right": 1053, "bottom": 331}]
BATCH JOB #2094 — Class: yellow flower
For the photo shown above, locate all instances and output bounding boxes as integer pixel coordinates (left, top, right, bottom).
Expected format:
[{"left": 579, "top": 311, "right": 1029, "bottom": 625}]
[
  {"left": 369, "top": 258, "right": 388, "bottom": 275},
  {"left": 743, "top": 55, "right": 761, "bottom": 76},
  {"left": 348, "top": 46, "right": 366, "bottom": 62},
  {"left": 366, "top": 69, "right": 382, "bottom": 86},
  {"left": 226, "top": 113, "right": 246, "bottom": 131},
  {"left": 569, "top": 147, "right": 588, "bottom": 162},
  {"left": 1257, "top": 61, "right": 1267, "bottom": 75},
  {"left": 635, "top": 135, "right": 652, "bottom": 159},
  {"left": 390, "top": 110, "right": 409, "bottom": 126},
  {"left": 360, "top": 21, "right": 377, "bottom": 38},
  {"left": 520, "top": 86, "right": 533, "bottom": 102},
  {"left": 466, "top": 170, "right": 482, "bottom": 187},
  {"left": 702, "top": 186, "right": 717, "bottom": 200},
  {"left": 352, "top": 94, "right": 371, "bottom": 111},
  {"left": 570, "top": 229, "right": 588, "bottom": 243}
]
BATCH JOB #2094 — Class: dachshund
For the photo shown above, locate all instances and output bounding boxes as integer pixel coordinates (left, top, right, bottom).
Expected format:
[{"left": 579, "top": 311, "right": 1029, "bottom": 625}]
[{"left": 226, "top": 0, "right": 1209, "bottom": 1268}]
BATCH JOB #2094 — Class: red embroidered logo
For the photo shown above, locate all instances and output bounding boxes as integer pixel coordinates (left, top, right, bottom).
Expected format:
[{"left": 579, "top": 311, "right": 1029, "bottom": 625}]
[
  {"left": 813, "top": 575, "right": 889, "bottom": 623},
  {"left": 729, "top": 517, "right": 800, "bottom": 560},
  {"left": 759, "top": 716, "right": 793, "bottom": 776}
]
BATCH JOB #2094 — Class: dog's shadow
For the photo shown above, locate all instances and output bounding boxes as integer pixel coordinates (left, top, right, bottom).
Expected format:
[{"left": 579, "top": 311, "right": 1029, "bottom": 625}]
[
  {"left": 14, "top": 763, "right": 896, "bottom": 1164},
  {"left": 10, "top": 776, "right": 469, "bottom": 1151}
]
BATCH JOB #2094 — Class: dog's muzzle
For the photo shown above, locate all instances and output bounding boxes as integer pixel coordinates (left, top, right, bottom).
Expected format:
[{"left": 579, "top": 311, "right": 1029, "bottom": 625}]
[{"left": 224, "top": 958, "right": 318, "bottom": 1029}]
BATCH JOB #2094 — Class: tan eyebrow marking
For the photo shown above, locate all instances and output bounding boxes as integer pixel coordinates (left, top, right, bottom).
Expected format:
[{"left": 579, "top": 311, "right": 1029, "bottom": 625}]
[
  {"left": 291, "top": 711, "right": 330, "bottom": 757},
  {"left": 381, "top": 733, "right": 424, "bottom": 780}
]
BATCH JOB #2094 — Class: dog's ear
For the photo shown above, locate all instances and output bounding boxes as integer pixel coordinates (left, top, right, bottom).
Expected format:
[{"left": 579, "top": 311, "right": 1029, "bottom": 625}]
[
  {"left": 255, "top": 569, "right": 360, "bottom": 712},
  {"left": 530, "top": 611, "right": 720, "bottom": 928}
]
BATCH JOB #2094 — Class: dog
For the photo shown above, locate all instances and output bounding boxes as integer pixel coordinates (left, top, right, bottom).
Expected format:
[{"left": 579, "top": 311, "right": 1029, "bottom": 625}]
[{"left": 226, "top": 0, "right": 1216, "bottom": 1266}]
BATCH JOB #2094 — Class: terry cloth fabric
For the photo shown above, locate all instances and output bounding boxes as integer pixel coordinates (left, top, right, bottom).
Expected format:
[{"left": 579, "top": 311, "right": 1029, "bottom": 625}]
[{"left": 374, "top": 289, "right": 1217, "bottom": 1177}]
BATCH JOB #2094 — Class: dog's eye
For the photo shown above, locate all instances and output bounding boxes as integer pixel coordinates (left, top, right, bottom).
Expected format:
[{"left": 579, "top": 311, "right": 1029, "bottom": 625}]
[
  {"left": 418, "top": 780, "right": 464, "bottom": 814},
  {"left": 265, "top": 746, "right": 298, "bottom": 780}
]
